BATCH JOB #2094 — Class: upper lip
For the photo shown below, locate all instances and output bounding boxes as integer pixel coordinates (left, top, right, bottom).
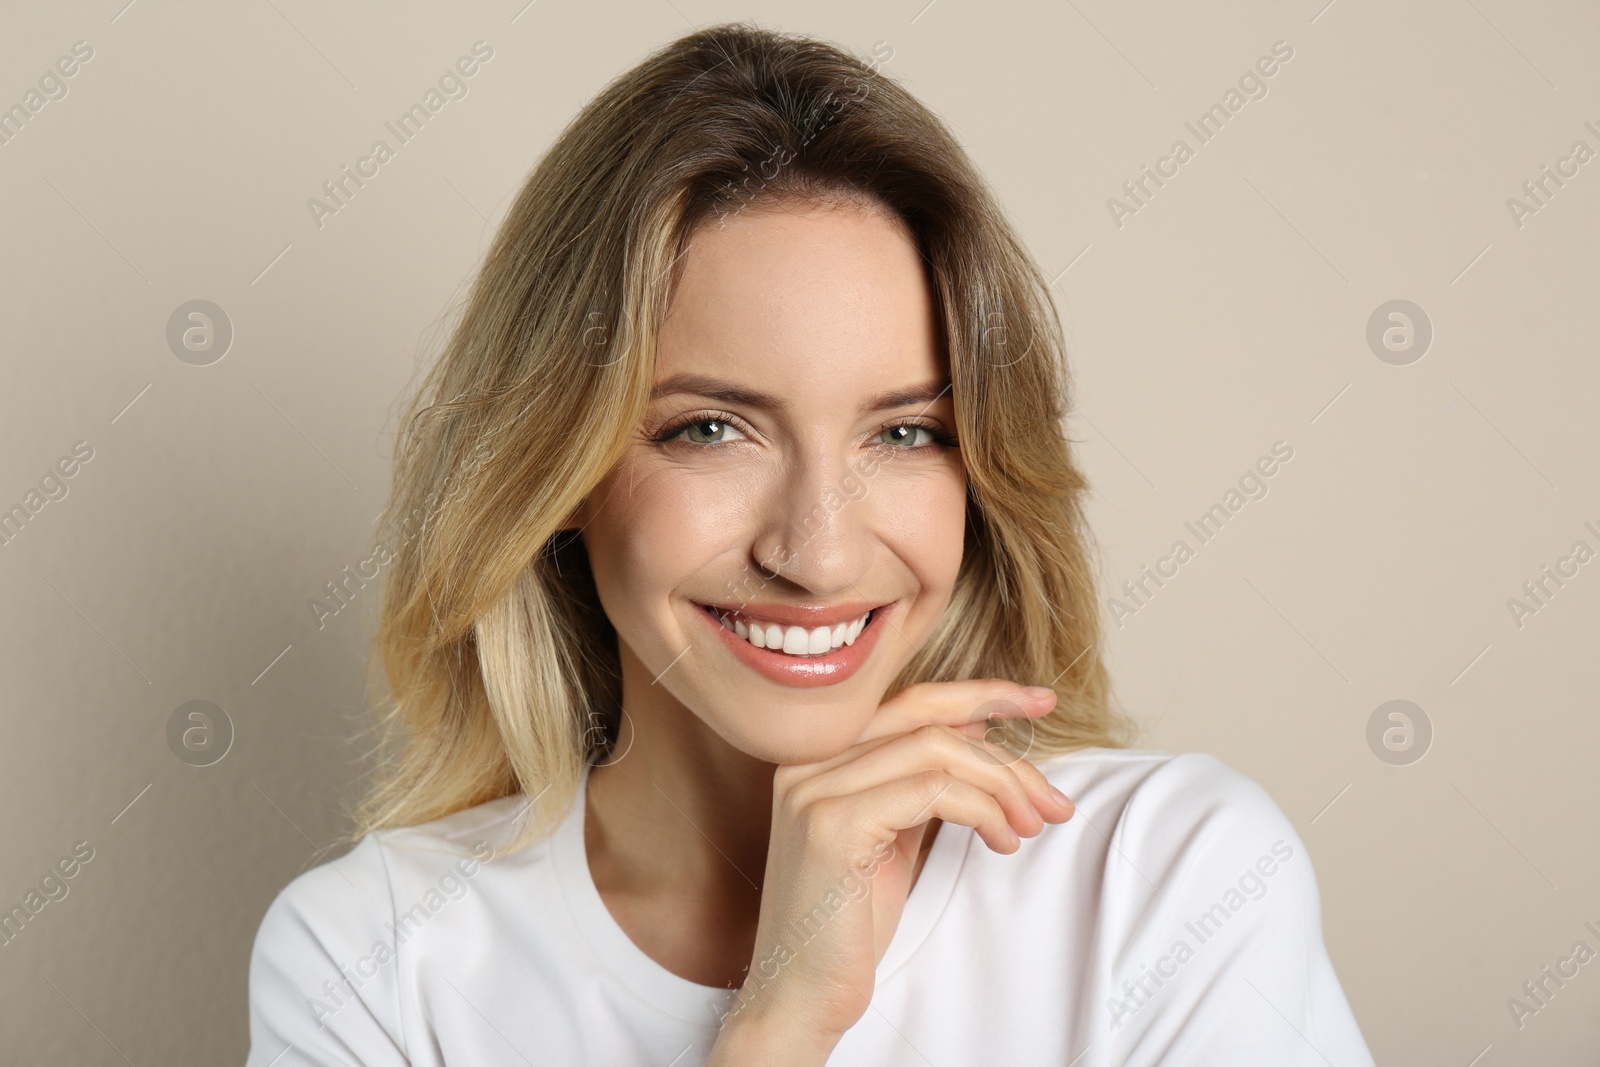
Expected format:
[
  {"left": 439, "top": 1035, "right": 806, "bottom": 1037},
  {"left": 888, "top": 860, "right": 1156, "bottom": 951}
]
[{"left": 695, "top": 599, "right": 883, "bottom": 627}]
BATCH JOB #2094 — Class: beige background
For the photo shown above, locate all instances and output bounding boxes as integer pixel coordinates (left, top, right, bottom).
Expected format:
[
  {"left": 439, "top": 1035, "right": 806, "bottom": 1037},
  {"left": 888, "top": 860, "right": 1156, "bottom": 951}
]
[{"left": 1, "top": 0, "right": 1596, "bottom": 1063}]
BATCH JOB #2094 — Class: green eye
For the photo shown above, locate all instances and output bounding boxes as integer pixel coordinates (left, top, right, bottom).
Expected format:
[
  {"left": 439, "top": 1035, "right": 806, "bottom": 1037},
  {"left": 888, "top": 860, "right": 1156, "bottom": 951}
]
[
  {"left": 675, "top": 419, "right": 748, "bottom": 444},
  {"left": 651, "top": 412, "right": 749, "bottom": 446},
  {"left": 685, "top": 419, "right": 730, "bottom": 443},
  {"left": 880, "top": 424, "right": 934, "bottom": 447}
]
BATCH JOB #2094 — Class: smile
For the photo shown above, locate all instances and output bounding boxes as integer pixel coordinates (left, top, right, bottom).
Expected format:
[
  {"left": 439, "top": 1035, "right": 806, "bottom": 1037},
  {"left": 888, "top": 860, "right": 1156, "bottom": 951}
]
[
  {"left": 705, "top": 606, "right": 872, "bottom": 657},
  {"left": 693, "top": 600, "right": 890, "bottom": 687}
]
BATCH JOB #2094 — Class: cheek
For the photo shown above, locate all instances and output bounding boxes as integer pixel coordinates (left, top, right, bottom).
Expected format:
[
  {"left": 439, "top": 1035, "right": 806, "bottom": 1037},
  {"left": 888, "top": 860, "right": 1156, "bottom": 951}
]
[
  {"left": 869, "top": 464, "right": 967, "bottom": 586},
  {"left": 584, "top": 462, "right": 753, "bottom": 605}
]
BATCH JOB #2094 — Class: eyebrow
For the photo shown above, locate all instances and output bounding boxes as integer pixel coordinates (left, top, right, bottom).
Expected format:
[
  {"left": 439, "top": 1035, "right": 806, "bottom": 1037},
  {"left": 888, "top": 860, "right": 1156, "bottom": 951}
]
[{"left": 649, "top": 373, "right": 952, "bottom": 415}]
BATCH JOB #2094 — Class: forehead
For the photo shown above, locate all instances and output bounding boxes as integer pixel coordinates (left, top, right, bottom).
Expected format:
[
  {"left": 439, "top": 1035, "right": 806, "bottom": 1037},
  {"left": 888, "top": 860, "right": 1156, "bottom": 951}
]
[{"left": 654, "top": 201, "right": 945, "bottom": 396}]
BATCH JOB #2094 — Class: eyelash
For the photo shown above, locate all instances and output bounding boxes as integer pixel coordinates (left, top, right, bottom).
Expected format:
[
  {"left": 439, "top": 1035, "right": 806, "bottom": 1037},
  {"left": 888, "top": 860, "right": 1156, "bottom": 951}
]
[{"left": 651, "top": 410, "right": 959, "bottom": 451}]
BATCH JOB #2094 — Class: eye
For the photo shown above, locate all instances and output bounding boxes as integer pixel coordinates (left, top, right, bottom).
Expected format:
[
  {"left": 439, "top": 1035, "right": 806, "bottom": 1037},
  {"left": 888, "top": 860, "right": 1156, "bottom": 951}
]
[
  {"left": 876, "top": 422, "right": 958, "bottom": 449},
  {"left": 654, "top": 413, "right": 749, "bottom": 446},
  {"left": 682, "top": 419, "right": 742, "bottom": 444}
]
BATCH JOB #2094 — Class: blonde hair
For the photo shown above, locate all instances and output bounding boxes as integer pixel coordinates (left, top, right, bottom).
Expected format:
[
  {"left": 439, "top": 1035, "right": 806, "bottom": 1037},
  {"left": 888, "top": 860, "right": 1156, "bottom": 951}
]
[{"left": 349, "top": 21, "right": 1135, "bottom": 853}]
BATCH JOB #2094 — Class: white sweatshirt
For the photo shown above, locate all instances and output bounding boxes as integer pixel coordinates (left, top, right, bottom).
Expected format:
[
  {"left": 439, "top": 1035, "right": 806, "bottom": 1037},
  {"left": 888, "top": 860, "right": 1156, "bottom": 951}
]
[{"left": 244, "top": 747, "right": 1376, "bottom": 1065}]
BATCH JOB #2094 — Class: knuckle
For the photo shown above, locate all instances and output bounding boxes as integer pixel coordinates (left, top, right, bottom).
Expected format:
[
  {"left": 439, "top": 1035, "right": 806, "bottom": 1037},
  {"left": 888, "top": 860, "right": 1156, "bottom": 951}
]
[
  {"left": 771, "top": 763, "right": 807, "bottom": 792},
  {"left": 956, "top": 730, "right": 1006, "bottom": 769},
  {"left": 959, "top": 725, "right": 1000, "bottom": 753},
  {"left": 798, "top": 795, "right": 843, "bottom": 840},
  {"left": 911, "top": 767, "right": 952, "bottom": 800},
  {"left": 781, "top": 777, "right": 818, "bottom": 814},
  {"left": 982, "top": 766, "right": 1021, "bottom": 805}
]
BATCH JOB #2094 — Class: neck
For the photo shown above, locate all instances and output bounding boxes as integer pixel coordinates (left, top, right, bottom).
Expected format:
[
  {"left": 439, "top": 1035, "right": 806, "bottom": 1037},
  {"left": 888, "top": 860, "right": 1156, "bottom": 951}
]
[{"left": 584, "top": 647, "right": 778, "bottom": 896}]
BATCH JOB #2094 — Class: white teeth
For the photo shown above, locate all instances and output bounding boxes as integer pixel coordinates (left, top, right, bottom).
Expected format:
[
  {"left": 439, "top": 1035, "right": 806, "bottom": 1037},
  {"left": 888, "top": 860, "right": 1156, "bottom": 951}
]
[{"left": 711, "top": 607, "right": 874, "bottom": 657}]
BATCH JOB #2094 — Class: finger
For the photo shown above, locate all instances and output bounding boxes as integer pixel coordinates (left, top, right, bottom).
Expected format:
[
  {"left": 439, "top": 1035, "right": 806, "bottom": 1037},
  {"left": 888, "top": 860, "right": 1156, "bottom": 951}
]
[
  {"left": 948, "top": 722, "right": 1074, "bottom": 824},
  {"left": 881, "top": 724, "right": 1074, "bottom": 826},
  {"left": 806, "top": 723, "right": 1048, "bottom": 838},
  {"left": 840, "top": 772, "right": 1022, "bottom": 854},
  {"left": 797, "top": 702, "right": 1036, "bottom": 781},
  {"left": 796, "top": 713, "right": 1074, "bottom": 826},
  {"left": 854, "top": 678, "right": 1058, "bottom": 745}
]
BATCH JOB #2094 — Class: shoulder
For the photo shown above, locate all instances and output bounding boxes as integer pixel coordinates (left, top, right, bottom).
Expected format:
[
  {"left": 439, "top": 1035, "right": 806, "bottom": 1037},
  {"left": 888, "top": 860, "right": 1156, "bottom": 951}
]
[
  {"left": 1029, "top": 749, "right": 1377, "bottom": 1061},
  {"left": 1032, "top": 744, "right": 1273, "bottom": 807},
  {"left": 244, "top": 794, "right": 530, "bottom": 1065},
  {"left": 1033, "top": 746, "right": 1302, "bottom": 873},
  {"left": 1026, "top": 747, "right": 1322, "bottom": 944},
  {"left": 250, "top": 793, "right": 526, "bottom": 953},
  {"left": 245, "top": 831, "right": 402, "bottom": 1064},
  {"left": 249, "top": 831, "right": 395, "bottom": 980}
]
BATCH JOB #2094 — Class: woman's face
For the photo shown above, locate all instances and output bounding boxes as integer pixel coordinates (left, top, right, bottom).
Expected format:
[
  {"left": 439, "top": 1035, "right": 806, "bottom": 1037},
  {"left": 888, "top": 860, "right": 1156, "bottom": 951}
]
[{"left": 575, "top": 200, "right": 968, "bottom": 765}]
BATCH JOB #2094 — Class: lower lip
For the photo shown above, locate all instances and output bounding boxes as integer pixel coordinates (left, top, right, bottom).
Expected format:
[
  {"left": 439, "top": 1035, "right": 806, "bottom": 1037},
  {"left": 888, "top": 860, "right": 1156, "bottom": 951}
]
[{"left": 695, "top": 603, "right": 892, "bottom": 688}]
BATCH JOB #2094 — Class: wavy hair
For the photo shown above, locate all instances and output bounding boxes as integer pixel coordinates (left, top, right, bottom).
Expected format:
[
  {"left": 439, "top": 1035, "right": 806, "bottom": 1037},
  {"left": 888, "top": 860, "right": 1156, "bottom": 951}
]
[{"left": 348, "top": 20, "right": 1135, "bottom": 853}]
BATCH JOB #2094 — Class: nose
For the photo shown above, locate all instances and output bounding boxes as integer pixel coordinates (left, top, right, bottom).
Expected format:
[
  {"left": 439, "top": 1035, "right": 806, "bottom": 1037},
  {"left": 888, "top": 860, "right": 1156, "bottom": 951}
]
[{"left": 749, "top": 444, "right": 873, "bottom": 596}]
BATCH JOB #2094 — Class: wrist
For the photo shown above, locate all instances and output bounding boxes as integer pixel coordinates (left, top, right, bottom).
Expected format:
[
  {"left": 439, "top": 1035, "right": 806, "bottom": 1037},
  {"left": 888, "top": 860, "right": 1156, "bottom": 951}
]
[{"left": 708, "top": 1002, "right": 842, "bottom": 1067}]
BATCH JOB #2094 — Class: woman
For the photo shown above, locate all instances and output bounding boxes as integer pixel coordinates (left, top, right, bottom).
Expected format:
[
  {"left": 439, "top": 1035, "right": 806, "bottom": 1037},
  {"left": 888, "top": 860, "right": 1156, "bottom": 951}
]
[{"left": 245, "top": 22, "right": 1374, "bottom": 1066}]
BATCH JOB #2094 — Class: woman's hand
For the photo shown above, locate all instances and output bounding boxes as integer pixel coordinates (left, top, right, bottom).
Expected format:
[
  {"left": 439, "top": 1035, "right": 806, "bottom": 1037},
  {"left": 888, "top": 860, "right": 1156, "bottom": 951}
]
[{"left": 714, "top": 678, "right": 1076, "bottom": 1056}]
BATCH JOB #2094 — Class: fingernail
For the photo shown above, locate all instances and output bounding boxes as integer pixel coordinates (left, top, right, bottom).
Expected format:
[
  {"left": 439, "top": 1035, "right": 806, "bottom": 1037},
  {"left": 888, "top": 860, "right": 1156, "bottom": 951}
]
[
  {"left": 1022, "top": 686, "right": 1055, "bottom": 703},
  {"left": 1049, "top": 786, "right": 1072, "bottom": 808}
]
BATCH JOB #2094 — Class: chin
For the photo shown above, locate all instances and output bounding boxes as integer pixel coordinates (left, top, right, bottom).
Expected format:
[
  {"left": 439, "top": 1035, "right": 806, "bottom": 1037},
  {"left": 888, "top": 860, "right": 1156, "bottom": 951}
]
[{"left": 692, "top": 694, "right": 880, "bottom": 766}]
